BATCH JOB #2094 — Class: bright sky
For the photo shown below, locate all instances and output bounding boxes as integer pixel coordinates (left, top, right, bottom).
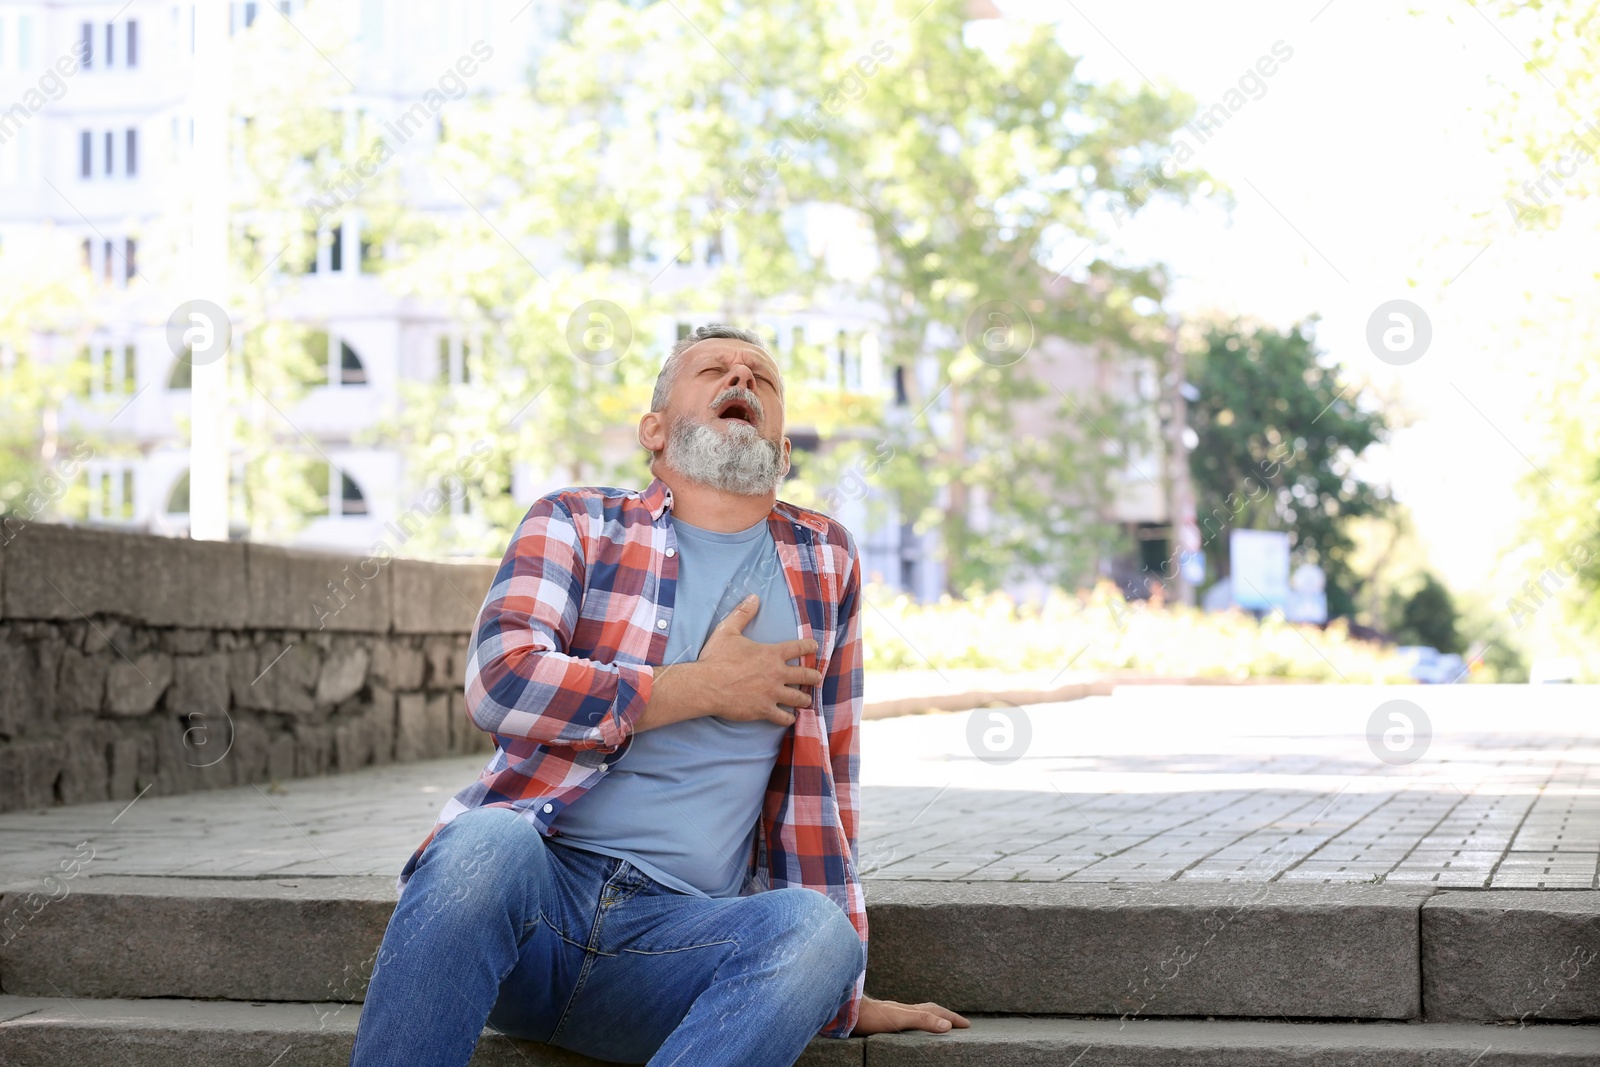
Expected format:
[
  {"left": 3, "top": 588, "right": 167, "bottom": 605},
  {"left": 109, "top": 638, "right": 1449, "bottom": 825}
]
[{"left": 987, "top": 0, "right": 1587, "bottom": 606}]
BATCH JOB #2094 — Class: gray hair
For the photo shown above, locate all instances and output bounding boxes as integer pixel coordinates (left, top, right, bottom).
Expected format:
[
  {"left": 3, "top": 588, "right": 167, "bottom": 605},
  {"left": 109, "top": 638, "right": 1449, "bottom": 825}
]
[{"left": 651, "top": 324, "right": 773, "bottom": 412}]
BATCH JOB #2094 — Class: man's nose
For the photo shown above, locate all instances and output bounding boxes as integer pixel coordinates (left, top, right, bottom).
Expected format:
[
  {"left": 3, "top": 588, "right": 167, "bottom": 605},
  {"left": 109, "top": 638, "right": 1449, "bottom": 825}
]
[{"left": 723, "top": 364, "right": 756, "bottom": 391}]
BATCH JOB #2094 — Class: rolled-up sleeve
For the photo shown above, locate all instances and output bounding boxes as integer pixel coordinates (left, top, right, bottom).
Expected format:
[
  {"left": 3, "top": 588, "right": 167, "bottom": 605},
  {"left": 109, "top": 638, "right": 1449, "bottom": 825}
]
[{"left": 463, "top": 496, "right": 652, "bottom": 751}]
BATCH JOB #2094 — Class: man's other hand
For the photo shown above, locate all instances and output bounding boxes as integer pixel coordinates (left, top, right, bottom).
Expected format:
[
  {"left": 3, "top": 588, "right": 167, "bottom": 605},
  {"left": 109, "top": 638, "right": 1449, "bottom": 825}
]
[
  {"left": 851, "top": 996, "right": 971, "bottom": 1036},
  {"left": 696, "top": 594, "right": 821, "bottom": 726}
]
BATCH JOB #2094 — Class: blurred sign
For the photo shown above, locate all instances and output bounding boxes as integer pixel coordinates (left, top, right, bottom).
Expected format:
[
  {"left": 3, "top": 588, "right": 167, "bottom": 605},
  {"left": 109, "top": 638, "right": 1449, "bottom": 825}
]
[
  {"left": 1229, "top": 529, "right": 1290, "bottom": 611},
  {"left": 1284, "top": 562, "right": 1328, "bottom": 624},
  {"left": 1179, "top": 550, "right": 1206, "bottom": 585}
]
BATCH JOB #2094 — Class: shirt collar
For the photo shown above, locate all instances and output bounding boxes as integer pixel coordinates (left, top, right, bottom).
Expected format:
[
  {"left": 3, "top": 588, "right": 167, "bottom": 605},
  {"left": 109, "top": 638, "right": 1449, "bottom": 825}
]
[
  {"left": 641, "top": 476, "right": 673, "bottom": 520},
  {"left": 641, "top": 475, "right": 831, "bottom": 537}
]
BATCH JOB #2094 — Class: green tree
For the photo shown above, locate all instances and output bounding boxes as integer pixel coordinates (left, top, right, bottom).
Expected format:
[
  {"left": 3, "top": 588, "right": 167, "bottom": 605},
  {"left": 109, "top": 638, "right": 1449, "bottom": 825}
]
[
  {"left": 1483, "top": 0, "right": 1600, "bottom": 658},
  {"left": 791, "top": 4, "right": 1205, "bottom": 592},
  {"left": 0, "top": 234, "right": 93, "bottom": 525},
  {"left": 1187, "top": 318, "right": 1390, "bottom": 618},
  {"left": 1386, "top": 572, "right": 1464, "bottom": 654},
  {"left": 389, "top": 0, "right": 1206, "bottom": 585}
]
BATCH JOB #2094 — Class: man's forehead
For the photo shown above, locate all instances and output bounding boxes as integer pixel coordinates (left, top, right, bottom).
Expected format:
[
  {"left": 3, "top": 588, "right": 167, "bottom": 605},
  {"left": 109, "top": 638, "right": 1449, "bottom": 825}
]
[{"left": 684, "top": 338, "right": 781, "bottom": 378}]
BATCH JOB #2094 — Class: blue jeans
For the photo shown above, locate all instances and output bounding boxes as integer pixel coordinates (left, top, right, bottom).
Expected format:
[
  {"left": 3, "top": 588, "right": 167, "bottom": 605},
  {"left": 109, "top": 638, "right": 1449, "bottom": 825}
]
[{"left": 349, "top": 806, "right": 864, "bottom": 1067}]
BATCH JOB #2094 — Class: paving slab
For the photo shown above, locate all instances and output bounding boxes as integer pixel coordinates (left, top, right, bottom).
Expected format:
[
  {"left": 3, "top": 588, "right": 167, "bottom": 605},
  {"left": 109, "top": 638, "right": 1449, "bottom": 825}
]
[
  {"left": 867, "top": 1015, "right": 1600, "bottom": 1066},
  {"left": 1, "top": 686, "right": 1594, "bottom": 891},
  {"left": 1423, "top": 891, "right": 1600, "bottom": 1022},
  {"left": 0, "top": 996, "right": 859, "bottom": 1066},
  {"left": 863, "top": 880, "right": 1426, "bottom": 1019}
]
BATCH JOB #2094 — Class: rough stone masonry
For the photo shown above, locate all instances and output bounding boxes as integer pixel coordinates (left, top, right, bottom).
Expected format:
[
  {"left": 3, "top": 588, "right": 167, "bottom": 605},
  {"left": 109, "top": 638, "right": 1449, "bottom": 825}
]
[{"left": 0, "top": 524, "right": 498, "bottom": 813}]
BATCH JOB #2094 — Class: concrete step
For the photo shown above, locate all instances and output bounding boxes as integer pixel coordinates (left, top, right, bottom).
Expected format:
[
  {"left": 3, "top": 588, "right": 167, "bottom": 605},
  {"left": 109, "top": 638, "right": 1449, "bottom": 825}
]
[
  {"left": 2, "top": 877, "right": 1596, "bottom": 1022},
  {"left": 2, "top": 997, "right": 1595, "bottom": 1066},
  {"left": 868, "top": 1016, "right": 1600, "bottom": 1065}
]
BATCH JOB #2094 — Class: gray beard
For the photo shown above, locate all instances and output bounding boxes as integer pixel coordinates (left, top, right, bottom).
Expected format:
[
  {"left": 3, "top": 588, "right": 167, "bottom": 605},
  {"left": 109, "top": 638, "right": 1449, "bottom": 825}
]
[{"left": 662, "top": 415, "right": 787, "bottom": 496}]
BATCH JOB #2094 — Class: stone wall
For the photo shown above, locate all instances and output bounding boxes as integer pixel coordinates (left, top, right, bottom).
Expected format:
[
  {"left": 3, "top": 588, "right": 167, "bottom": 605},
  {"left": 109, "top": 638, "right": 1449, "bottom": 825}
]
[{"left": 0, "top": 523, "right": 500, "bottom": 813}]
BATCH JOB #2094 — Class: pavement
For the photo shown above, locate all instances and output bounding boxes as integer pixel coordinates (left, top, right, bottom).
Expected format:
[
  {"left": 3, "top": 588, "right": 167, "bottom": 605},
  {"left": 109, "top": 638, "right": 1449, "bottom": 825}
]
[{"left": 1, "top": 683, "right": 1596, "bottom": 892}]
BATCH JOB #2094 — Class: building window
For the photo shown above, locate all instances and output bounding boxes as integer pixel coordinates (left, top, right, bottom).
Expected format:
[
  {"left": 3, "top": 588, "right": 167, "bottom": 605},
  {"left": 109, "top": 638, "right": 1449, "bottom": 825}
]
[
  {"left": 166, "top": 471, "right": 190, "bottom": 514},
  {"left": 123, "top": 238, "right": 137, "bottom": 285},
  {"left": 79, "top": 130, "right": 91, "bottom": 177},
  {"left": 82, "top": 342, "right": 137, "bottom": 396},
  {"left": 104, "top": 130, "right": 113, "bottom": 175},
  {"left": 167, "top": 353, "right": 192, "bottom": 390},
  {"left": 102, "top": 239, "right": 113, "bottom": 285},
  {"left": 16, "top": 15, "right": 31, "bottom": 71},
  {"left": 89, "top": 465, "right": 136, "bottom": 523},
  {"left": 303, "top": 461, "right": 368, "bottom": 518},
  {"left": 127, "top": 20, "right": 138, "bottom": 68},
  {"left": 437, "top": 334, "right": 475, "bottom": 385},
  {"left": 329, "top": 222, "right": 343, "bottom": 272},
  {"left": 302, "top": 328, "right": 330, "bottom": 381},
  {"left": 125, "top": 129, "right": 137, "bottom": 176},
  {"left": 339, "top": 340, "right": 367, "bottom": 385},
  {"left": 80, "top": 23, "right": 92, "bottom": 69},
  {"left": 105, "top": 23, "right": 114, "bottom": 66},
  {"left": 81, "top": 238, "right": 91, "bottom": 272},
  {"left": 340, "top": 472, "right": 368, "bottom": 516}
]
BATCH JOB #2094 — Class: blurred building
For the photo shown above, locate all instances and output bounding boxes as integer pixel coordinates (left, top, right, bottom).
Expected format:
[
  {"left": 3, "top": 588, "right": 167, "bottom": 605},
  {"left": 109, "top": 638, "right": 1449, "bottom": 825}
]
[{"left": 0, "top": 0, "right": 1166, "bottom": 601}]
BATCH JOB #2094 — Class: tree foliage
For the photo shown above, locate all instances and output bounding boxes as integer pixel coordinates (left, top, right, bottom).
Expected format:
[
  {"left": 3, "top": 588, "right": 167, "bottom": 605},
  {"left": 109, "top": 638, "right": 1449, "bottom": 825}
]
[
  {"left": 1488, "top": 0, "right": 1600, "bottom": 642},
  {"left": 0, "top": 233, "right": 95, "bottom": 525},
  {"left": 1386, "top": 571, "right": 1464, "bottom": 654},
  {"left": 1187, "top": 318, "right": 1389, "bottom": 619},
  {"left": 387, "top": 0, "right": 1208, "bottom": 585}
]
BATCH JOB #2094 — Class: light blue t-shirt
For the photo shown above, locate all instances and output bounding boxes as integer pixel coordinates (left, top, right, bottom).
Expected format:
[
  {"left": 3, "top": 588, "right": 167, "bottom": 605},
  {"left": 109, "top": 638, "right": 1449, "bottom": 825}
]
[{"left": 553, "top": 514, "right": 800, "bottom": 897}]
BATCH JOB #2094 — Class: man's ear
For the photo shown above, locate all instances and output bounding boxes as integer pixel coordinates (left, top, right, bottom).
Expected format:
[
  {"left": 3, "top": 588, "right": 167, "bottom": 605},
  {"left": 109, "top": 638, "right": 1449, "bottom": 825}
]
[
  {"left": 639, "top": 410, "right": 666, "bottom": 453},
  {"left": 779, "top": 435, "right": 792, "bottom": 477}
]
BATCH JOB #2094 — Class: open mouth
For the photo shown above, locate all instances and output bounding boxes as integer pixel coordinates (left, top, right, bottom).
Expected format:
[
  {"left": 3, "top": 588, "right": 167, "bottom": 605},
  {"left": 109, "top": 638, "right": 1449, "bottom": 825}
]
[{"left": 714, "top": 397, "right": 758, "bottom": 427}]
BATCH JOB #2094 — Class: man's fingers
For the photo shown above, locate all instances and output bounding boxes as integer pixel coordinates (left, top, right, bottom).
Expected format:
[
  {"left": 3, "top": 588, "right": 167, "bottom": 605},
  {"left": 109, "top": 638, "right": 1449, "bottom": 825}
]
[
  {"left": 776, "top": 685, "right": 812, "bottom": 708},
  {"left": 778, "top": 637, "right": 819, "bottom": 662},
  {"left": 712, "top": 595, "right": 760, "bottom": 636},
  {"left": 781, "top": 665, "right": 824, "bottom": 687},
  {"left": 763, "top": 706, "right": 797, "bottom": 726},
  {"left": 916, "top": 1003, "right": 970, "bottom": 1029}
]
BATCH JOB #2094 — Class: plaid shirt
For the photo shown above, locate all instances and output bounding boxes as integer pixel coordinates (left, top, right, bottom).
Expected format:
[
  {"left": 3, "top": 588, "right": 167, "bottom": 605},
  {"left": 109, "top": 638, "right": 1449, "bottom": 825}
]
[{"left": 400, "top": 477, "right": 867, "bottom": 1037}]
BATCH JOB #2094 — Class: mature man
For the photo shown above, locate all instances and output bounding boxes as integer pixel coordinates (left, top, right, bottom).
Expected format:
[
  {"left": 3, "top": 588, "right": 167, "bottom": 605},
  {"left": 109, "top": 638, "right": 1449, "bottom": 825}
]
[{"left": 351, "top": 326, "right": 967, "bottom": 1066}]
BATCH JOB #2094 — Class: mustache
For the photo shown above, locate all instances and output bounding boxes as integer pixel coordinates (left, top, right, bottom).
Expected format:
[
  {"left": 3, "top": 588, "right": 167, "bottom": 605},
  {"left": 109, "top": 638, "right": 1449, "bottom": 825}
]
[{"left": 711, "top": 386, "right": 764, "bottom": 425}]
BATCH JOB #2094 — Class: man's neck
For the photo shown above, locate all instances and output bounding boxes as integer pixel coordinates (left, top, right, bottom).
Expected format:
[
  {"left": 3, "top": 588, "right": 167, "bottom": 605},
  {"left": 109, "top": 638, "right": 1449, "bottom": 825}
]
[{"left": 654, "top": 465, "right": 776, "bottom": 532}]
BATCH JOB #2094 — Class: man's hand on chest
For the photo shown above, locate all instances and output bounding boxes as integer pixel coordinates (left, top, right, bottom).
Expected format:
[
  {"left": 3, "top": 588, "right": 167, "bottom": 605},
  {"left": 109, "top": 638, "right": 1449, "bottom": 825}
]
[{"left": 635, "top": 594, "right": 822, "bottom": 733}]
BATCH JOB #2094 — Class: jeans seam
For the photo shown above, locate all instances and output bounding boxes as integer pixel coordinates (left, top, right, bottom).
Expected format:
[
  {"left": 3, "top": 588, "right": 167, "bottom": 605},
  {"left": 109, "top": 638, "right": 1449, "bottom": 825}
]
[
  {"left": 547, "top": 859, "right": 634, "bottom": 1045},
  {"left": 620, "top": 937, "right": 738, "bottom": 956}
]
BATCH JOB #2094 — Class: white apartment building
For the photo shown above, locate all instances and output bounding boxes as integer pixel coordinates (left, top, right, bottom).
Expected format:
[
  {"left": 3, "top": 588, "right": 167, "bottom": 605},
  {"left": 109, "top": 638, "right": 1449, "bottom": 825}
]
[
  {"left": 0, "top": 0, "right": 956, "bottom": 598},
  {"left": 2, "top": 0, "right": 1165, "bottom": 602}
]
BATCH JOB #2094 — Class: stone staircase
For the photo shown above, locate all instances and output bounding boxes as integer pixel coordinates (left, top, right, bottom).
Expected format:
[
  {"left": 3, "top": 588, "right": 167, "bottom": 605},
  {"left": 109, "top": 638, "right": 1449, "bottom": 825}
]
[{"left": 1, "top": 876, "right": 1596, "bottom": 1064}]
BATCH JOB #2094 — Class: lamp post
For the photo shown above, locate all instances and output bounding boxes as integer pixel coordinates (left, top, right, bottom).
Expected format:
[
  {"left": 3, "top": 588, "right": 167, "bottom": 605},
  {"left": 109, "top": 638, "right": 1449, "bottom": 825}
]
[{"left": 187, "top": 0, "right": 231, "bottom": 541}]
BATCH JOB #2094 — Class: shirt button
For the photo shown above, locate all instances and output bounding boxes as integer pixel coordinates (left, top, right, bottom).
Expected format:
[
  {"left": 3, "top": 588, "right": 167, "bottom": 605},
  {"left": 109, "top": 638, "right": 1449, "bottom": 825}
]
[
  {"left": 665, "top": 547, "right": 676, "bottom": 557},
  {"left": 542, "top": 803, "right": 554, "bottom": 814},
  {"left": 656, "top": 618, "right": 668, "bottom": 629}
]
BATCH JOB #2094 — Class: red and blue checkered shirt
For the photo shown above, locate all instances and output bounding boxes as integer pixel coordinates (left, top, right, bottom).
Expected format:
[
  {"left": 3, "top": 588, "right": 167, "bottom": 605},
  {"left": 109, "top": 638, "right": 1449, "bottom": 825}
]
[{"left": 400, "top": 477, "right": 867, "bottom": 1037}]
